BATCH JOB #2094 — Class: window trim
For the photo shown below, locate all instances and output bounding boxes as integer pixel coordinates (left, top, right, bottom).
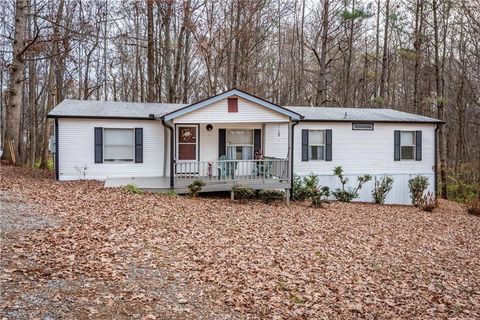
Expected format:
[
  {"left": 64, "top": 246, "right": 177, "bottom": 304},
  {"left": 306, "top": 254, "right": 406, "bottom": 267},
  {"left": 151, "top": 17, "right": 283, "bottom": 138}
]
[
  {"left": 226, "top": 129, "right": 254, "bottom": 160},
  {"left": 103, "top": 128, "right": 135, "bottom": 162},
  {"left": 308, "top": 129, "right": 326, "bottom": 161},
  {"left": 400, "top": 130, "right": 416, "bottom": 160},
  {"left": 352, "top": 122, "right": 374, "bottom": 131}
]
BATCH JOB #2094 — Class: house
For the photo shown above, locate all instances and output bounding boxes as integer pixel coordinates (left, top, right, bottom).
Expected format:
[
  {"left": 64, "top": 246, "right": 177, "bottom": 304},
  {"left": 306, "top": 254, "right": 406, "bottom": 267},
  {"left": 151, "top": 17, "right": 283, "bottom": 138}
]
[{"left": 47, "top": 89, "right": 442, "bottom": 204}]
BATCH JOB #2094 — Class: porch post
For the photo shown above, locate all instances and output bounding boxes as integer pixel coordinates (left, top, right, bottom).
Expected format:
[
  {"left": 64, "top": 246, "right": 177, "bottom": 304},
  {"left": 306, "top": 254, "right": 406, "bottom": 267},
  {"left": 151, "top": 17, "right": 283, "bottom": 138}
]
[
  {"left": 161, "top": 118, "right": 175, "bottom": 189},
  {"left": 290, "top": 120, "right": 300, "bottom": 197}
]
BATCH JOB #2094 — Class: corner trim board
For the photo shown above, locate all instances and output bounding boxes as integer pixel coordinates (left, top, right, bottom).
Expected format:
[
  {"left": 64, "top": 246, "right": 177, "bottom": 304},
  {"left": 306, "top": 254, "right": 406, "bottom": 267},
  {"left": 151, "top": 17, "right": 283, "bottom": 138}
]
[{"left": 55, "top": 118, "right": 59, "bottom": 180}]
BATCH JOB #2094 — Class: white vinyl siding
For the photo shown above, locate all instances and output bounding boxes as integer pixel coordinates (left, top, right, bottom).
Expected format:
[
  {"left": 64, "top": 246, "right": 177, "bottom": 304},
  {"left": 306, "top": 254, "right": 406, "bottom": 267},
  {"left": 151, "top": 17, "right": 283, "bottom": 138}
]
[
  {"left": 58, "top": 118, "right": 166, "bottom": 180},
  {"left": 294, "top": 122, "right": 436, "bottom": 204},
  {"left": 264, "top": 123, "right": 289, "bottom": 159},
  {"left": 173, "top": 97, "right": 289, "bottom": 123}
]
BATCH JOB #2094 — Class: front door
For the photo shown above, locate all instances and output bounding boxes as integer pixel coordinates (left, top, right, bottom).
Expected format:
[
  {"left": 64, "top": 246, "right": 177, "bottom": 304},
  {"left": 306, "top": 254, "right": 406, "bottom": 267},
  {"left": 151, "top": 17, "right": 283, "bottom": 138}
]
[{"left": 176, "top": 125, "right": 198, "bottom": 174}]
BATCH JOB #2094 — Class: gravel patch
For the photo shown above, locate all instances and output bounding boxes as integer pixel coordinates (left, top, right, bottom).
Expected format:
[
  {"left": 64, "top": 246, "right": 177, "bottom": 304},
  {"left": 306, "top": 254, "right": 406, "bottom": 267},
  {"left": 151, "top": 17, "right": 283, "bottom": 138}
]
[{"left": 0, "top": 191, "right": 58, "bottom": 235}]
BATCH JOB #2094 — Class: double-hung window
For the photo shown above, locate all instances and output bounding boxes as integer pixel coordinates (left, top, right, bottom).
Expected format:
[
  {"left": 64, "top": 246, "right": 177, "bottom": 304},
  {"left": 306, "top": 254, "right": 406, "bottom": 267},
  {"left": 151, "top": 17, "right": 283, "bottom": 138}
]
[
  {"left": 226, "top": 129, "right": 253, "bottom": 160},
  {"left": 400, "top": 131, "right": 415, "bottom": 160},
  {"left": 309, "top": 130, "right": 325, "bottom": 160},
  {"left": 103, "top": 128, "right": 135, "bottom": 162}
]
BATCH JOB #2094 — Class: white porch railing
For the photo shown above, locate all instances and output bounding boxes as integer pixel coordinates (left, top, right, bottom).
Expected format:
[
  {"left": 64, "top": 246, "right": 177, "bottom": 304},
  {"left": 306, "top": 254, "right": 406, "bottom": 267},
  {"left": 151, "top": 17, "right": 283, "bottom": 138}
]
[{"left": 174, "top": 157, "right": 290, "bottom": 185}]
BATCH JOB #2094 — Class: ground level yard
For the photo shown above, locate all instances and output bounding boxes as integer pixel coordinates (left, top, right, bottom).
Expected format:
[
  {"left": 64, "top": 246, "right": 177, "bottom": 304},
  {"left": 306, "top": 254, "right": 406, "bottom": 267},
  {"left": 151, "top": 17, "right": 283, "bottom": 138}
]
[{"left": 0, "top": 166, "right": 479, "bottom": 319}]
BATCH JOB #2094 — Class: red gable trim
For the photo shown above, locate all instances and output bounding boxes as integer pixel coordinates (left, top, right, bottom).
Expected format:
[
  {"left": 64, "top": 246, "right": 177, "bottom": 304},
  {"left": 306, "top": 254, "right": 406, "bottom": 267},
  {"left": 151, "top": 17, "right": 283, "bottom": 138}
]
[{"left": 228, "top": 97, "right": 238, "bottom": 112}]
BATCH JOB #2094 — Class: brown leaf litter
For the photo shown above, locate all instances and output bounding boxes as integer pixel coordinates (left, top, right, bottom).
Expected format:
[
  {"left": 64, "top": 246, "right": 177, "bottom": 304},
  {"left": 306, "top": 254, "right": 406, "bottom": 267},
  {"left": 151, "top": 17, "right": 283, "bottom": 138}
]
[{"left": 1, "top": 165, "right": 479, "bottom": 319}]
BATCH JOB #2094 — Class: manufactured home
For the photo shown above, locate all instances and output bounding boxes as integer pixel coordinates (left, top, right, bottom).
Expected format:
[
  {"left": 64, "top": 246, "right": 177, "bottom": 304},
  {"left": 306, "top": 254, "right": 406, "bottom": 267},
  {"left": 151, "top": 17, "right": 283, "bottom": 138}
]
[{"left": 48, "top": 89, "right": 442, "bottom": 204}]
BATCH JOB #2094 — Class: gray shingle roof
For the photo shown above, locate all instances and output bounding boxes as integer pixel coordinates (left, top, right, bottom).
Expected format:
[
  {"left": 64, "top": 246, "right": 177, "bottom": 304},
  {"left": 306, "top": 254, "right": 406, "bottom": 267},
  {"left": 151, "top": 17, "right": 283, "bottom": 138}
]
[
  {"left": 285, "top": 106, "right": 442, "bottom": 123},
  {"left": 48, "top": 99, "right": 187, "bottom": 119},
  {"left": 48, "top": 99, "right": 442, "bottom": 123}
]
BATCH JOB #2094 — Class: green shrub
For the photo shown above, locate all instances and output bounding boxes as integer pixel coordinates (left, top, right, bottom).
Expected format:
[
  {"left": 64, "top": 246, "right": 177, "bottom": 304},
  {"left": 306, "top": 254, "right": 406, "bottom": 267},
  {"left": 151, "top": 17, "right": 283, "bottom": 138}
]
[
  {"left": 467, "top": 198, "right": 480, "bottom": 216},
  {"left": 292, "top": 175, "right": 308, "bottom": 201},
  {"left": 332, "top": 166, "right": 372, "bottom": 202},
  {"left": 187, "top": 179, "right": 206, "bottom": 197},
  {"left": 122, "top": 184, "right": 144, "bottom": 195},
  {"left": 310, "top": 186, "right": 331, "bottom": 207},
  {"left": 258, "top": 189, "right": 285, "bottom": 203},
  {"left": 447, "top": 175, "right": 480, "bottom": 203},
  {"left": 420, "top": 191, "right": 437, "bottom": 212},
  {"left": 292, "top": 173, "right": 330, "bottom": 207},
  {"left": 232, "top": 185, "right": 255, "bottom": 200},
  {"left": 372, "top": 175, "right": 394, "bottom": 204},
  {"left": 303, "top": 173, "right": 320, "bottom": 192},
  {"left": 408, "top": 175, "right": 429, "bottom": 206},
  {"left": 164, "top": 189, "right": 178, "bottom": 197},
  {"left": 34, "top": 159, "right": 54, "bottom": 171}
]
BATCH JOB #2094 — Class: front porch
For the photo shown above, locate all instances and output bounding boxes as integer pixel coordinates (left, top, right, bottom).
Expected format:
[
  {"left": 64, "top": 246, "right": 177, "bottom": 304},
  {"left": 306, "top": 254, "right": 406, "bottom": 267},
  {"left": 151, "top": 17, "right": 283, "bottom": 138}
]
[{"left": 105, "top": 158, "right": 290, "bottom": 194}]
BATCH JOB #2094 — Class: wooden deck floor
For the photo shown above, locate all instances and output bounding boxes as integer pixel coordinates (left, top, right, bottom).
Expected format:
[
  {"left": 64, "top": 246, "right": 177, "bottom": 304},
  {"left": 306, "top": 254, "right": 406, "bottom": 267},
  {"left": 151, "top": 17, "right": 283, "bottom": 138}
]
[{"left": 104, "top": 176, "right": 290, "bottom": 194}]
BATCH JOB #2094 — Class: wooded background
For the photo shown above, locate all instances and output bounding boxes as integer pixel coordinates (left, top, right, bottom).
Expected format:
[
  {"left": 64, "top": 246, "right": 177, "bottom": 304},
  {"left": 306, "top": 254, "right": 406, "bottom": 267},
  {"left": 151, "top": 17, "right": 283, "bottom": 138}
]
[{"left": 1, "top": 0, "right": 479, "bottom": 199}]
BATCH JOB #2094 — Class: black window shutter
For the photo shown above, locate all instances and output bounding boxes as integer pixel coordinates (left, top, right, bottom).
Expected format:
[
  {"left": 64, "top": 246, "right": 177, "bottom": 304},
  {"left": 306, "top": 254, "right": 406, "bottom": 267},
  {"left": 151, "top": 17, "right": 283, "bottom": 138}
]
[
  {"left": 254, "top": 129, "right": 261, "bottom": 153},
  {"left": 218, "top": 129, "right": 226, "bottom": 157},
  {"left": 325, "top": 129, "right": 332, "bottom": 161},
  {"left": 94, "top": 127, "right": 103, "bottom": 163},
  {"left": 415, "top": 130, "right": 422, "bottom": 161},
  {"left": 301, "top": 129, "right": 309, "bottom": 161},
  {"left": 394, "top": 130, "right": 401, "bottom": 161},
  {"left": 135, "top": 128, "right": 143, "bottom": 163}
]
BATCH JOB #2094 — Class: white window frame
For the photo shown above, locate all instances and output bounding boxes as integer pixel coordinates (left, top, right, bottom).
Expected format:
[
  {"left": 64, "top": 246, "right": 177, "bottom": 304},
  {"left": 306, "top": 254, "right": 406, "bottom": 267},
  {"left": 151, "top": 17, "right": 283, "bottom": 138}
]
[
  {"left": 226, "top": 129, "right": 254, "bottom": 160},
  {"left": 352, "top": 123, "right": 374, "bottom": 130},
  {"left": 308, "top": 130, "right": 326, "bottom": 161},
  {"left": 103, "top": 128, "right": 135, "bottom": 162},
  {"left": 400, "top": 131, "right": 416, "bottom": 160}
]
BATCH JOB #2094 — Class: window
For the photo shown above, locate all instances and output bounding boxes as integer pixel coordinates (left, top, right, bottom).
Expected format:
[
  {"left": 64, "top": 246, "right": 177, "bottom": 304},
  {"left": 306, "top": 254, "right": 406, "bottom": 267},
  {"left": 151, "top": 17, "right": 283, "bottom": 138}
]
[
  {"left": 400, "top": 131, "right": 415, "bottom": 160},
  {"left": 103, "top": 128, "right": 134, "bottom": 162},
  {"left": 226, "top": 129, "right": 253, "bottom": 160},
  {"left": 178, "top": 126, "right": 197, "bottom": 160},
  {"left": 352, "top": 123, "right": 374, "bottom": 130},
  {"left": 309, "top": 130, "right": 325, "bottom": 160}
]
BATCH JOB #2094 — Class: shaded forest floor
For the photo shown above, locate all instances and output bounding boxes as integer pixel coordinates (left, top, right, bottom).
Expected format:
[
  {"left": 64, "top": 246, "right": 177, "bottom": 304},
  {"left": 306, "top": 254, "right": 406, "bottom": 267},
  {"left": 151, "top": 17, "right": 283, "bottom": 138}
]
[{"left": 1, "top": 165, "right": 479, "bottom": 319}]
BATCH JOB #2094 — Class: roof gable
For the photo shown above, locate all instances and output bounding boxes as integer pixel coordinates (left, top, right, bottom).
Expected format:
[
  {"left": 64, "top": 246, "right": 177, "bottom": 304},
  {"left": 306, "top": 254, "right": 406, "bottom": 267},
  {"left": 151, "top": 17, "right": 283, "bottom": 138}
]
[{"left": 162, "top": 88, "right": 302, "bottom": 121}]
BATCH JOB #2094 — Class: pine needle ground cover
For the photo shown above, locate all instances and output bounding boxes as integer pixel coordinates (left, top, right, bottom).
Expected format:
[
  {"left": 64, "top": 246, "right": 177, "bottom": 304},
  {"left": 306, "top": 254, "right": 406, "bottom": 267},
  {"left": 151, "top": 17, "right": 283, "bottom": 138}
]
[{"left": 1, "top": 166, "right": 479, "bottom": 319}]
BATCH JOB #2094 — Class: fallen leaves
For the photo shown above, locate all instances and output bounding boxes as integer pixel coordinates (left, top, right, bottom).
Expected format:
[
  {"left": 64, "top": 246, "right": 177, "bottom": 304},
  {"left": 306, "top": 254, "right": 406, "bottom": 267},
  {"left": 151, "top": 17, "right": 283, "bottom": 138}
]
[{"left": 1, "top": 165, "right": 480, "bottom": 319}]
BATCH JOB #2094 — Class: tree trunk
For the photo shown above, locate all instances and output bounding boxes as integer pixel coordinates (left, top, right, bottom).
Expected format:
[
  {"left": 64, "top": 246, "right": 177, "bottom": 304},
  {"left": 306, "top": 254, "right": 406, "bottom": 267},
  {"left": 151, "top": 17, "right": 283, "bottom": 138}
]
[
  {"left": 373, "top": 0, "right": 381, "bottom": 99},
  {"left": 378, "top": 0, "right": 390, "bottom": 105},
  {"left": 146, "top": 0, "right": 155, "bottom": 102},
  {"left": 432, "top": 0, "right": 448, "bottom": 199},
  {"left": 316, "top": 0, "right": 329, "bottom": 105},
  {"left": 160, "top": 1, "right": 174, "bottom": 102},
  {"left": 40, "top": 0, "right": 64, "bottom": 169},
  {"left": 231, "top": 0, "right": 242, "bottom": 88},
  {"left": 413, "top": 0, "right": 424, "bottom": 114},
  {"left": 27, "top": 0, "right": 37, "bottom": 167},
  {"left": 3, "top": 0, "right": 27, "bottom": 164},
  {"left": 343, "top": 0, "right": 356, "bottom": 107}
]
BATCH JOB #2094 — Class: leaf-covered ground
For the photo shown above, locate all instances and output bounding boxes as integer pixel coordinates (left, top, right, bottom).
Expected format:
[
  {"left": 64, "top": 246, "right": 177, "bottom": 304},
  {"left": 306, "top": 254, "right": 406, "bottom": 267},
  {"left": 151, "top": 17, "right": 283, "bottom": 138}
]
[{"left": 1, "top": 165, "right": 479, "bottom": 319}]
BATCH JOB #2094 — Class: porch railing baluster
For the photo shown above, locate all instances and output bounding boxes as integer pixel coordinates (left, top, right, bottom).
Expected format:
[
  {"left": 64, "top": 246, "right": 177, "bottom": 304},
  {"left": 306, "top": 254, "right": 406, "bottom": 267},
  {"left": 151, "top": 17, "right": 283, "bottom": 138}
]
[{"left": 174, "top": 158, "right": 290, "bottom": 187}]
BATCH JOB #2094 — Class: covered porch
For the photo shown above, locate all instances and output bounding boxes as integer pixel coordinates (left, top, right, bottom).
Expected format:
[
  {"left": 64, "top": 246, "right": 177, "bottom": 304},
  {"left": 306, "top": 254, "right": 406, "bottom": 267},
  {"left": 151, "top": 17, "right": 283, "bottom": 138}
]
[
  {"left": 106, "top": 89, "right": 301, "bottom": 194},
  {"left": 105, "top": 157, "right": 290, "bottom": 194}
]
